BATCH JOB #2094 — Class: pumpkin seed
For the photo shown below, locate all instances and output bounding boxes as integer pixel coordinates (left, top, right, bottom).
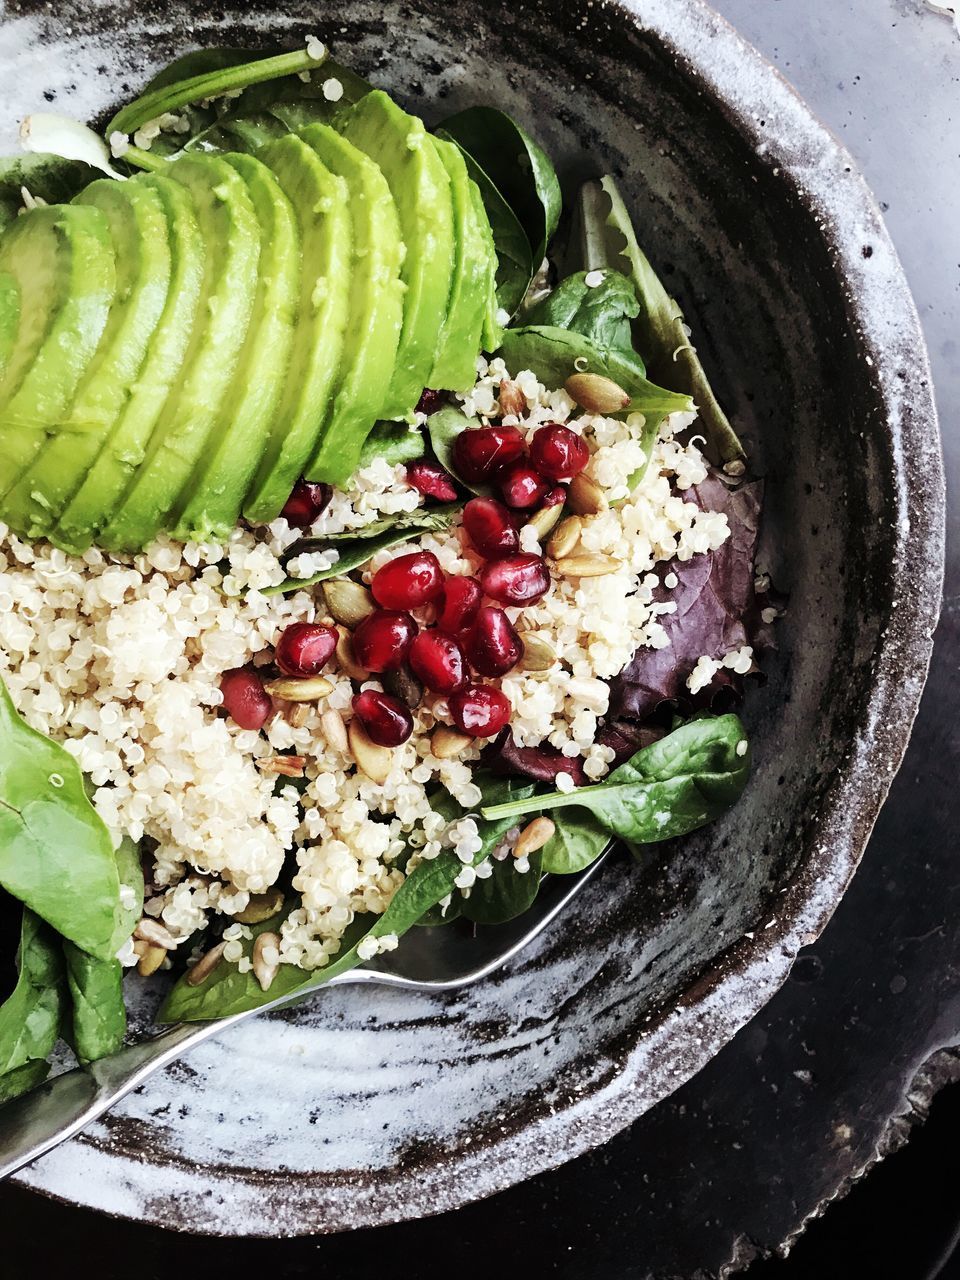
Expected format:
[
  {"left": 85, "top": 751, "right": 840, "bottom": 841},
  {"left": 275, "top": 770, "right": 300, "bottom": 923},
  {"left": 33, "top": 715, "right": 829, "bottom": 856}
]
[
  {"left": 135, "top": 942, "right": 167, "bottom": 977},
  {"left": 430, "top": 726, "right": 473, "bottom": 759},
  {"left": 348, "top": 718, "right": 393, "bottom": 784},
  {"left": 554, "top": 552, "right": 623, "bottom": 578},
  {"left": 262, "top": 675, "right": 333, "bottom": 702},
  {"left": 527, "top": 503, "right": 563, "bottom": 540},
  {"left": 547, "top": 514, "right": 582, "bottom": 559},
  {"left": 235, "top": 888, "right": 285, "bottom": 924},
  {"left": 321, "top": 708, "right": 349, "bottom": 753},
  {"left": 567, "top": 473, "right": 607, "bottom": 516},
  {"left": 321, "top": 577, "right": 376, "bottom": 627},
  {"left": 564, "top": 372, "right": 630, "bottom": 414},
  {"left": 520, "top": 633, "right": 557, "bottom": 672},
  {"left": 514, "top": 817, "right": 556, "bottom": 858},
  {"left": 723, "top": 459, "right": 747, "bottom": 478},
  {"left": 383, "top": 664, "right": 423, "bottom": 709},
  {"left": 336, "top": 626, "right": 369, "bottom": 681},
  {"left": 185, "top": 941, "right": 226, "bottom": 987},
  {"left": 252, "top": 931, "right": 281, "bottom": 992}
]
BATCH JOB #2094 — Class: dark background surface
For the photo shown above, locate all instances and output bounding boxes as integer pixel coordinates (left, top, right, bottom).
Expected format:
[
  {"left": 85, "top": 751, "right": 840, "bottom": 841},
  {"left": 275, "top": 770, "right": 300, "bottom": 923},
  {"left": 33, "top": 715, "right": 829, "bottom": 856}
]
[{"left": 1, "top": 0, "right": 958, "bottom": 1274}]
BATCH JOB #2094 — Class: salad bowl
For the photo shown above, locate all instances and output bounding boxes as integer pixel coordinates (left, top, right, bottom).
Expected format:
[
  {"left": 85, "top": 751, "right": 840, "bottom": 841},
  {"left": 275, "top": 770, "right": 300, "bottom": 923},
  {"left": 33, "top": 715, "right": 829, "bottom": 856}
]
[{"left": 0, "top": 0, "right": 943, "bottom": 1235}]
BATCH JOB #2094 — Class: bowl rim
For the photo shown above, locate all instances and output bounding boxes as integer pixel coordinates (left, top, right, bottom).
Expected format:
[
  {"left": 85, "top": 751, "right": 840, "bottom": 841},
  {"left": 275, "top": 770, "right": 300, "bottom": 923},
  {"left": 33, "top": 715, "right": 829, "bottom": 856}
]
[{"left": 11, "top": 0, "right": 945, "bottom": 1235}]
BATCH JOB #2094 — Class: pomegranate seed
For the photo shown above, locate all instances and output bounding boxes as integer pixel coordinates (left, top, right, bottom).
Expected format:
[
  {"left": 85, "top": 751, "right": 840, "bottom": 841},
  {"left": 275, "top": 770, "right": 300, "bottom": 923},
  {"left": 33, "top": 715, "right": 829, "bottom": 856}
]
[
  {"left": 463, "top": 497, "right": 520, "bottom": 559},
  {"left": 275, "top": 622, "right": 338, "bottom": 676},
  {"left": 405, "top": 460, "right": 458, "bottom": 502},
  {"left": 352, "top": 610, "right": 417, "bottom": 672},
  {"left": 529, "top": 423, "right": 590, "bottom": 481},
  {"left": 497, "top": 459, "right": 550, "bottom": 510},
  {"left": 542, "top": 485, "right": 566, "bottom": 507},
  {"left": 449, "top": 684, "right": 512, "bottom": 737},
  {"left": 452, "top": 425, "right": 525, "bottom": 484},
  {"left": 416, "top": 388, "right": 446, "bottom": 416},
  {"left": 352, "top": 689, "right": 413, "bottom": 747},
  {"left": 479, "top": 554, "right": 551, "bottom": 606},
  {"left": 280, "top": 478, "right": 332, "bottom": 528},
  {"left": 220, "top": 667, "right": 272, "bottom": 731},
  {"left": 465, "top": 606, "right": 522, "bottom": 677},
  {"left": 408, "top": 629, "right": 467, "bottom": 693},
  {"left": 371, "top": 550, "right": 444, "bottom": 610},
  {"left": 437, "top": 576, "right": 482, "bottom": 635}
]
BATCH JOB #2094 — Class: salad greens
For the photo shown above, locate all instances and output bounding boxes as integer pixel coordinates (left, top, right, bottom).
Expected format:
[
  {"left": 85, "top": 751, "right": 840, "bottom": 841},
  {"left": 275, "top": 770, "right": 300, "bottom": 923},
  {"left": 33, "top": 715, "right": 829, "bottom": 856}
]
[
  {"left": 0, "top": 909, "right": 66, "bottom": 1102},
  {"left": 459, "top": 850, "right": 544, "bottom": 926},
  {"left": 426, "top": 406, "right": 495, "bottom": 496},
  {"left": 0, "top": 153, "right": 102, "bottom": 231},
  {"left": 63, "top": 943, "right": 126, "bottom": 1064}
]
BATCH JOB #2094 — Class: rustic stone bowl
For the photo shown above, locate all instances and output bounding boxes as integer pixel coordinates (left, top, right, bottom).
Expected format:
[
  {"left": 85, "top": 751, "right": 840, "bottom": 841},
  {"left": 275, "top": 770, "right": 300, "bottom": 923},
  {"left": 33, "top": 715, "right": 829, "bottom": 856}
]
[{"left": 2, "top": 0, "right": 943, "bottom": 1235}]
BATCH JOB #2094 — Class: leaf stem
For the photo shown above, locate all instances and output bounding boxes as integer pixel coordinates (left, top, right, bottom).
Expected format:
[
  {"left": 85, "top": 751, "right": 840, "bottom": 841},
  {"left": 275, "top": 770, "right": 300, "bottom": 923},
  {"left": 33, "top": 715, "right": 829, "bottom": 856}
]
[
  {"left": 481, "top": 784, "right": 608, "bottom": 822},
  {"left": 120, "top": 146, "right": 169, "bottom": 174}
]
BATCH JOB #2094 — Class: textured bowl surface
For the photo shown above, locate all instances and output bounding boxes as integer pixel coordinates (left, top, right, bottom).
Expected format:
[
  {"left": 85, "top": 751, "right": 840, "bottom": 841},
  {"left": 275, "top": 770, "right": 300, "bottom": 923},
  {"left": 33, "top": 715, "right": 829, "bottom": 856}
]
[{"left": 1, "top": 0, "right": 943, "bottom": 1236}]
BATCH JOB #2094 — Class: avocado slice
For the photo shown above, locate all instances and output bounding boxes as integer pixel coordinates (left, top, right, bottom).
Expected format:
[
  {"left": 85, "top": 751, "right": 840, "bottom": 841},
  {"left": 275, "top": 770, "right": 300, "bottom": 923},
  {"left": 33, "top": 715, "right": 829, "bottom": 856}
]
[
  {"left": 0, "top": 272, "right": 20, "bottom": 381},
  {"left": 100, "top": 155, "right": 261, "bottom": 551},
  {"left": 54, "top": 174, "right": 205, "bottom": 553},
  {"left": 0, "top": 204, "right": 116, "bottom": 497},
  {"left": 339, "top": 91, "right": 455, "bottom": 420},
  {"left": 241, "top": 134, "right": 351, "bottom": 524},
  {"left": 430, "top": 137, "right": 492, "bottom": 391},
  {"left": 173, "top": 153, "right": 300, "bottom": 541},
  {"left": 298, "top": 122, "right": 404, "bottom": 486},
  {"left": 2, "top": 178, "right": 172, "bottom": 541}
]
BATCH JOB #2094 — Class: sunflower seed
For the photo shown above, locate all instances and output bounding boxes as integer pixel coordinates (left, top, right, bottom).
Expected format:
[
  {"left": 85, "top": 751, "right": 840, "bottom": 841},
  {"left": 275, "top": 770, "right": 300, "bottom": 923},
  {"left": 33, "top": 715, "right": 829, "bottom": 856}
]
[
  {"left": 546, "top": 514, "right": 582, "bottom": 559},
  {"left": 564, "top": 372, "right": 630, "bottom": 414},
  {"left": 520, "top": 633, "right": 557, "bottom": 671},
  {"left": 514, "top": 816, "right": 556, "bottom": 858},
  {"left": 527, "top": 503, "right": 563, "bottom": 540},
  {"left": 348, "top": 718, "right": 393, "bottom": 784},
  {"left": 567, "top": 473, "right": 607, "bottom": 516},
  {"left": 135, "top": 942, "right": 167, "bottom": 976},
  {"left": 134, "top": 917, "right": 177, "bottom": 949},
  {"left": 320, "top": 708, "right": 349, "bottom": 753},
  {"left": 430, "top": 726, "right": 473, "bottom": 759},
  {"left": 383, "top": 664, "right": 423, "bottom": 709},
  {"left": 185, "top": 941, "right": 226, "bottom": 987},
  {"left": 336, "top": 626, "right": 369, "bottom": 681},
  {"left": 321, "top": 577, "right": 376, "bottom": 627},
  {"left": 554, "top": 552, "right": 623, "bottom": 577},
  {"left": 252, "top": 931, "right": 281, "bottom": 992},
  {"left": 262, "top": 675, "right": 333, "bottom": 702},
  {"left": 234, "top": 888, "right": 285, "bottom": 924}
]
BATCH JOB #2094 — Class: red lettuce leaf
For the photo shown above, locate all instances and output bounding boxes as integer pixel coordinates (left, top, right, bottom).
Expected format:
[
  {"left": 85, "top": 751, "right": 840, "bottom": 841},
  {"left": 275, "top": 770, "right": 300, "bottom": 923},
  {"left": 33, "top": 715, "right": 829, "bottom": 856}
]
[{"left": 483, "top": 733, "right": 588, "bottom": 788}]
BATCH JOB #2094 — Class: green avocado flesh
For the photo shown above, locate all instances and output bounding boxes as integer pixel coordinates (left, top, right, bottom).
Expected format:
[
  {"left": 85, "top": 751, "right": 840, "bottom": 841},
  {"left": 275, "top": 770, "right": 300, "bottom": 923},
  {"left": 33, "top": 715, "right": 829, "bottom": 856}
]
[
  {"left": 0, "top": 205, "right": 116, "bottom": 497},
  {"left": 99, "top": 155, "right": 261, "bottom": 551},
  {"left": 339, "top": 91, "right": 456, "bottom": 419},
  {"left": 299, "top": 122, "right": 404, "bottom": 487},
  {"left": 241, "top": 133, "right": 351, "bottom": 524},
  {"left": 2, "top": 179, "right": 172, "bottom": 540},
  {"left": 0, "top": 273, "right": 20, "bottom": 380}
]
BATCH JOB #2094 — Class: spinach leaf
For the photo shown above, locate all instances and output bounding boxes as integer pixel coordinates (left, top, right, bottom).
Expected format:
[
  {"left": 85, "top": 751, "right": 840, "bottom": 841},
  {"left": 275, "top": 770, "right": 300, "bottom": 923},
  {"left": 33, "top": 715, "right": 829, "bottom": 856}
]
[
  {"left": 0, "top": 909, "right": 66, "bottom": 1103},
  {"left": 358, "top": 421, "right": 426, "bottom": 469},
  {"left": 480, "top": 714, "right": 751, "bottom": 844},
  {"left": 460, "top": 851, "right": 543, "bottom": 925},
  {"left": 0, "top": 153, "right": 101, "bottom": 230},
  {"left": 541, "top": 812, "right": 610, "bottom": 875},
  {"left": 581, "top": 176, "right": 745, "bottom": 468},
  {"left": 439, "top": 107, "right": 561, "bottom": 271},
  {"left": 426, "top": 407, "right": 494, "bottom": 497},
  {"left": 498, "top": 325, "right": 693, "bottom": 422},
  {"left": 0, "top": 678, "right": 125, "bottom": 961},
  {"left": 526, "top": 269, "right": 641, "bottom": 361},
  {"left": 113, "top": 834, "right": 145, "bottom": 942},
  {"left": 264, "top": 504, "right": 463, "bottom": 595},
  {"left": 436, "top": 129, "right": 533, "bottom": 318},
  {"left": 63, "top": 943, "right": 126, "bottom": 1064}
]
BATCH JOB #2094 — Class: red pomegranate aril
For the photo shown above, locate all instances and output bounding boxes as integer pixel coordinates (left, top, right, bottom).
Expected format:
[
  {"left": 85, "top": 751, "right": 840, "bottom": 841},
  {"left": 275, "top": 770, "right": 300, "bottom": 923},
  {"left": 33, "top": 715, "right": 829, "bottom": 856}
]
[
  {"left": 497, "top": 459, "right": 551, "bottom": 510},
  {"left": 275, "top": 622, "right": 338, "bottom": 676},
  {"left": 529, "top": 423, "right": 590, "bottom": 482},
  {"left": 542, "top": 485, "right": 566, "bottom": 507},
  {"left": 479, "top": 553, "right": 551, "bottom": 606},
  {"left": 452, "top": 425, "right": 525, "bottom": 484},
  {"left": 463, "top": 497, "right": 520, "bottom": 559},
  {"left": 371, "top": 550, "right": 444, "bottom": 610},
  {"left": 405, "top": 460, "right": 458, "bottom": 502},
  {"left": 280, "top": 478, "right": 332, "bottom": 529},
  {"left": 465, "top": 606, "right": 522, "bottom": 677},
  {"left": 352, "top": 610, "right": 417, "bottom": 672},
  {"left": 408, "top": 630, "right": 467, "bottom": 694},
  {"left": 352, "top": 690, "right": 413, "bottom": 747},
  {"left": 436, "top": 575, "right": 482, "bottom": 635},
  {"left": 449, "top": 684, "right": 512, "bottom": 737},
  {"left": 220, "top": 667, "right": 272, "bottom": 731},
  {"left": 416, "top": 388, "right": 446, "bottom": 416}
]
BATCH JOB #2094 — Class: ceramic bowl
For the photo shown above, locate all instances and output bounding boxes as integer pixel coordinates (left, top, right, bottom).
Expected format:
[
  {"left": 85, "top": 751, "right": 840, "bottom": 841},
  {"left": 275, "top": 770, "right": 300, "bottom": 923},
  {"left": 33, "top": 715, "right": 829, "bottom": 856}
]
[{"left": 1, "top": 0, "right": 943, "bottom": 1235}]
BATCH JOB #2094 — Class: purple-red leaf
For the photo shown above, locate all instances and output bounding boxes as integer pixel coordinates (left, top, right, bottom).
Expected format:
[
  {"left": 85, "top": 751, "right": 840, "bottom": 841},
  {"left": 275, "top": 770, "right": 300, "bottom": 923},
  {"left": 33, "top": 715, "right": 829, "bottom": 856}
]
[{"left": 483, "top": 733, "right": 588, "bottom": 787}]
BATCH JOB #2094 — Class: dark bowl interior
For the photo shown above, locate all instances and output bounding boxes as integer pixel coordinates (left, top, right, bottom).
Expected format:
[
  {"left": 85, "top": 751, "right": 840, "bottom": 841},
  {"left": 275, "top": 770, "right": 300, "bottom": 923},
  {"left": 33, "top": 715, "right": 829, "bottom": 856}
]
[{"left": 2, "top": 0, "right": 942, "bottom": 1235}]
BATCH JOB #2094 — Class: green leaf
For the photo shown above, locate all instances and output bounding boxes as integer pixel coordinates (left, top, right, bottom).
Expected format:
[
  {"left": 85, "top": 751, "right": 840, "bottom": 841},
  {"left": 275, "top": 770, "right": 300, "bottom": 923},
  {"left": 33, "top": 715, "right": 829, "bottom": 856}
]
[
  {"left": 63, "top": 942, "right": 125, "bottom": 1064},
  {"left": 583, "top": 176, "right": 745, "bottom": 467},
  {"left": 113, "top": 834, "right": 145, "bottom": 942},
  {"left": 264, "top": 503, "right": 463, "bottom": 595},
  {"left": 425, "top": 406, "right": 494, "bottom": 497},
  {"left": 480, "top": 715, "right": 751, "bottom": 844},
  {"left": 0, "top": 909, "right": 66, "bottom": 1102},
  {"left": 526, "top": 268, "right": 642, "bottom": 362},
  {"left": 0, "top": 677, "right": 125, "bottom": 960},
  {"left": 0, "top": 153, "right": 101, "bottom": 231},
  {"left": 358, "top": 420, "right": 426, "bottom": 469},
  {"left": 460, "top": 851, "right": 543, "bottom": 925},
  {"left": 541, "top": 812, "right": 610, "bottom": 875}
]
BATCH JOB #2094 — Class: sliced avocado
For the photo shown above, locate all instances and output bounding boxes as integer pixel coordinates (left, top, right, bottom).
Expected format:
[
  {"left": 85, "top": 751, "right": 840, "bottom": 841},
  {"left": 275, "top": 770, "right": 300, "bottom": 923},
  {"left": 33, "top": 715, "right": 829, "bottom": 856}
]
[
  {"left": 0, "top": 273, "right": 20, "bottom": 380},
  {"left": 0, "top": 204, "right": 116, "bottom": 496},
  {"left": 99, "top": 155, "right": 260, "bottom": 551},
  {"left": 298, "top": 121, "right": 404, "bottom": 486},
  {"left": 54, "top": 175, "right": 205, "bottom": 553},
  {"left": 430, "top": 136, "right": 490, "bottom": 391},
  {"left": 339, "top": 91, "right": 455, "bottom": 420},
  {"left": 173, "top": 153, "right": 300, "bottom": 541},
  {"left": 241, "top": 134, "right": 352, "bottom": 524},
  {"left": 2, "top": 179, "right": 172, "bottom": 541}
]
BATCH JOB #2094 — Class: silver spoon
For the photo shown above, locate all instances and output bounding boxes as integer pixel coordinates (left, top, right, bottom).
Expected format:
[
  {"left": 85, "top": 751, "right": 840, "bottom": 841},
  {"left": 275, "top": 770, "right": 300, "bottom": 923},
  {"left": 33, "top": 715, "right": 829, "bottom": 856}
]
[{"left": 0, "top": 852, "right": 608, "bottom": 1180}]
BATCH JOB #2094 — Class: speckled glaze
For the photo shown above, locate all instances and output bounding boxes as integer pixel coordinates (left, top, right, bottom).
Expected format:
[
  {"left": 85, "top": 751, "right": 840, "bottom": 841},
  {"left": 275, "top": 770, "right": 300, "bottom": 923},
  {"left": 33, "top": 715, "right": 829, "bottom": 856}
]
[{"left": 1, "top": 0, "right": 944, "bottom": 1236}]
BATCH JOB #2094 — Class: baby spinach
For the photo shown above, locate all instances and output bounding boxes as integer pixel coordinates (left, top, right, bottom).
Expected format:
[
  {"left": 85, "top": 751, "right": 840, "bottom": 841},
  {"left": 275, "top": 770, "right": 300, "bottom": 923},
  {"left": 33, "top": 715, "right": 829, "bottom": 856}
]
[
  {"left": 581, "top": 176, "right": 745, "bottom": 468},
  {"left": 0, "top": 153, "right": 101, "bottom": 230},
  {"left": 460, "top": 851, "right": 544, "bottom": 925},
  {"left": 0, "top": 909, "right": 66, "bottom": 1103},
  {"left": 358, "top": 420, "right": 426, "bottom": 469},
  {"left": 480, "top": 715, "right": 751, "bottom": 845},
  {"left": 264, "top": 504, "right": 463, "bottom": 594},
  {"left": 63, "top": 943, "right": 126, "bottom": 1064},
  {"left": 426, "top": 407, "right": 495, "bottom": 496},
  {"left": 526, "top": 269, "right": 642, "bottom": 362},
  {"left": 0, "top": 678, "right": 126, "bottom": 961},
  {"left": 541, "top": 811, "right": 610, "bottom": 876}
]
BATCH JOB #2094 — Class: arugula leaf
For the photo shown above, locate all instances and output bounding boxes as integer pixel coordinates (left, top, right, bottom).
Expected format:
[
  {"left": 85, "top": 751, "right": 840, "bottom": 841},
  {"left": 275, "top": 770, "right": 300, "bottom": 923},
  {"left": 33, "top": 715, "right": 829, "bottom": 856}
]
[
  {"left": 581, "top": 176, "right": 745, "bottom": 468},
  {"left": 0, "top": 153, "right": 101, "bottom": 231},
  {"left": 358, "top": 420, "right": 426, "bottom": 469},
  {"left": 526, "top": 269, "right": 641, "bottom": 361},
  {"left": 460, "top": 852, "right": 544, "bottom": 925},
  {"left": 63, "top": 943, "right": 125, "bottom": 1064},
  {"left": 480, "top": 715, "right": 751, "bottom": 844},
  {"left": 425, "top": 407, "right": 495, "bottom": 497},
  {"left": 264, "top": 504, "right": 463, "bottom": 595},
  {"left": 0, "top": 909, "right": 66, "bottom": 1103},
  {"left": 0, "top": 678, "right": 125, "bottom": 961},
  {"left": 541, "top": 812, "right": 610, "bottom": 875}
]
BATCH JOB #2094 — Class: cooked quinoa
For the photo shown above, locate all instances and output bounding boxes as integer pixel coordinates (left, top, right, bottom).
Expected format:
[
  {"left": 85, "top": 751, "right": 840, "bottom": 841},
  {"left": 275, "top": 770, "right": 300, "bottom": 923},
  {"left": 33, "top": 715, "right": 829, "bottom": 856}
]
[{"left": 0, "top": 358, "right": 730, "bottom": 974}]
